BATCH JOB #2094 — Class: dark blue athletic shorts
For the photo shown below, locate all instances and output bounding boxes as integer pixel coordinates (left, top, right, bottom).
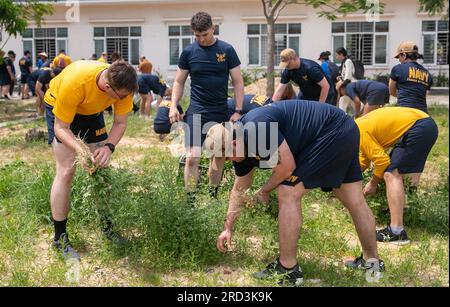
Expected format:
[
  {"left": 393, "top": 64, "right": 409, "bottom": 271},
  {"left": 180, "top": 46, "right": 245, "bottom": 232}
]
[
  {"left": 45, "top": 103, "right": 108, "bottom": 145},
  {"left": 386, "top": 117, "right": 438, "bottom": 174}
]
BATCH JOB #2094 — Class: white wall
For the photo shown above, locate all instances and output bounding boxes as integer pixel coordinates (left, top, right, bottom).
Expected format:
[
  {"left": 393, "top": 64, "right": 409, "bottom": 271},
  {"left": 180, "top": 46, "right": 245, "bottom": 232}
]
[{"left": 1, "top": 0, "right": 448, "bottom": 81}]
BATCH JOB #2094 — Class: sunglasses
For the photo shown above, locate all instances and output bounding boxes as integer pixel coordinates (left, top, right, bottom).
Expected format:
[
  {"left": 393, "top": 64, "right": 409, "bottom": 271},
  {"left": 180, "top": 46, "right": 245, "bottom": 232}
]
[{"left": 107, "top": 82, "right": 129, "bottom": 100}]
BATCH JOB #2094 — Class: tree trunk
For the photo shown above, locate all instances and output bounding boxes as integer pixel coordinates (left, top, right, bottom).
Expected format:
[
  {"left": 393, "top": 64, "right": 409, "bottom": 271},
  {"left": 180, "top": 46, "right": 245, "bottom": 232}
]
[{"left": 266, "top": 17, "right": 276, "bottom": 97}]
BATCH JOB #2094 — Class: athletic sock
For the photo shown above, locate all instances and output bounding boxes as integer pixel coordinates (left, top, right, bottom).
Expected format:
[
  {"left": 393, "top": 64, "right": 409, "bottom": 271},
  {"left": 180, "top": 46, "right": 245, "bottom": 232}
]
[
  {"left": 53, "top": 218, "right": 68, "bottom": 241},
  {"left": 390, "top": 225, "right": 404, "bottom": 235},
  {"left": 279, "top": 259, "right": 297, "bottom": 271}
]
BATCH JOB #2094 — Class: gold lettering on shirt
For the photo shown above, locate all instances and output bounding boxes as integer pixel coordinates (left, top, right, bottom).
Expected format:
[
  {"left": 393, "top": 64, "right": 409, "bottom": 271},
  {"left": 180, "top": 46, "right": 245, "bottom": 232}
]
[
  {"left": 251, "top": 95, "right": 270, "bottom": 106},
  {"left": 407, "top": 67, "right": 430, "bottom": 86},
  {"left": 96, "top": 127, "right": 107, "bottom": 136}
]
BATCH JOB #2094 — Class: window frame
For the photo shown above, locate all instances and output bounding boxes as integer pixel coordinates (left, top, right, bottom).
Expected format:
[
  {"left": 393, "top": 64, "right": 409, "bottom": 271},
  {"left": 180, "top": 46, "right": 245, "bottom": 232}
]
[
  {"left": 92, "top": 26, "right": 142, "bottom": 65},
  {"left": 22, "top": 27, "right": 68, "bottom": 67},
  {"left": 246, "top": 23, "right": 302, "bottom": 68},
  {"left": 167, "top": 24, "right": 220, "bottom": 68},
  {"left": 421, "top": 20, "right": 449, "bottom": 66},
  {"left": 331, "top": 21, "right": 389, "bottom": 67}
]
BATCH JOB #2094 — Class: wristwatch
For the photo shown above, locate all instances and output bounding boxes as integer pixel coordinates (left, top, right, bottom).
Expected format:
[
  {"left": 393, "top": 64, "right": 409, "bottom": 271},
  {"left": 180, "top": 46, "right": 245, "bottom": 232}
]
[
  {"left": 235, "top": 109, "right": 244, "bottom": 115},
  {"left": 104, "top": 143, "right": 115, "bottom": 153}
]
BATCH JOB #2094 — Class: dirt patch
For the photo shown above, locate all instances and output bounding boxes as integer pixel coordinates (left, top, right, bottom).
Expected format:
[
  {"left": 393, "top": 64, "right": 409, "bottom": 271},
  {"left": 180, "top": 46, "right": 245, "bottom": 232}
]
[{"left": 245, "top": 77, "right": 300, "bottom": 96}]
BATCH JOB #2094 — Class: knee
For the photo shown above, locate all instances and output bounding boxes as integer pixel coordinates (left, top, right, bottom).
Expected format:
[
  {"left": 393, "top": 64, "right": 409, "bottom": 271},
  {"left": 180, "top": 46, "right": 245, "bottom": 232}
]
[
  {"left": 278, "top": 186, "right": 302, "bottom": 205},
  {"left": 384, "top": 171, "right": 400, "bottom": 183},
  {"left": 56, "top": 166, "right": 76, "bottom": 183},
  {"left": 185, "top": 156, "right": 200, "bottom": 168}
]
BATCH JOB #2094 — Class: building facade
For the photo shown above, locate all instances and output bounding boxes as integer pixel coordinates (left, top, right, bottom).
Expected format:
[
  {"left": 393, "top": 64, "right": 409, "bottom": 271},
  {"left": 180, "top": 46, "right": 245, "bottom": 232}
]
[{"left": 2, "top": 0, "right": 448, "bottom": 83}]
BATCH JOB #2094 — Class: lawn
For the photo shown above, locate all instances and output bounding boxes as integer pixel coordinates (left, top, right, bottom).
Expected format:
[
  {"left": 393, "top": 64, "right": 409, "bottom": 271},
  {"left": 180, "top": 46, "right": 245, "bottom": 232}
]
[{"left": 0, "top": 104, "right": 448, "bottom": 287}]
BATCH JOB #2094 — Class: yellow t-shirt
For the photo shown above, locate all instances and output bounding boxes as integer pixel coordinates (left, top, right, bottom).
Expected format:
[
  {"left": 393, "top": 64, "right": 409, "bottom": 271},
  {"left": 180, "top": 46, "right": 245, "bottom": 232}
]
[
  {"left": 97, "top": 57, "right": 107, "bottom": 63},
  {"left": 52, "top": 53, "right": 72, "bottom": 68},
  {"left": 44, "top": 60, "right": 133, "bottom": 123},
  {"left": 355, "top": 107, "right": 429, "bottom": 178}
]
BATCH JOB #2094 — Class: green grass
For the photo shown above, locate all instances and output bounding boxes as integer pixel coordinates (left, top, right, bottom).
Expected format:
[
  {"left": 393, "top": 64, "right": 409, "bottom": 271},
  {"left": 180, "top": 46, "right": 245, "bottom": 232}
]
[{"left": 0, "top": 106, "right": 448, "bottom": 287}]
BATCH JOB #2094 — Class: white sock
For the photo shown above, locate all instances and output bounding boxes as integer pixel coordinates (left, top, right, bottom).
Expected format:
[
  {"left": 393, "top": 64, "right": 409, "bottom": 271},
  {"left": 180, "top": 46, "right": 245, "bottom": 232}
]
[{"left": 390, "top": 225, "right": 404, "bottom": 235}]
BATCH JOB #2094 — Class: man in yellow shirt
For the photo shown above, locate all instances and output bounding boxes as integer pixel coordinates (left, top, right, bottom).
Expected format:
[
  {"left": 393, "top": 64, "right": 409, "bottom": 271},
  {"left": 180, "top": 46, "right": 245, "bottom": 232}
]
[
  {"left": 355, "top": 107, "right": 438, "bottom": 244},
  {"left": 52, "top": 49, "right": 72, "bottom": 69},
  {"left": 98, "top": 52, "right": 108, "bottom": 63},
  {"left": 44, "top": 60, "right": 138, "bottom": 260}
]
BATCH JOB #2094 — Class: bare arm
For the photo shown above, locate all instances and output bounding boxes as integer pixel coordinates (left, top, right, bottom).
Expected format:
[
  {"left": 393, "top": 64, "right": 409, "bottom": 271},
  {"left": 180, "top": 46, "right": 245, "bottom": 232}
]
[
  {"left": 92, "top": 113, "right": 128, "bottom": 168},
  {"left": 217, "top": 171, "right": 254, "bottom": 252},
  {"left": 260, "top": 140, "right": 296, "bottom": 194},
  {"left": 169, "top": 68, "right": 189, "bottom": 123},
  {"left": 35, "top": 81, "right": 46, "bottom": 99},
  {"left": 318, "top": 77, "right": 330, "bottom": 103},
  {"left": 54, "top": 117, "right": 88, "bottom": 153},
  {"left": 105, "top": 113, "right": 128, "bottom": 146},
  {"left": 229, "top": 66, "right": 244, "bottom": 113},
  {"left": 6, "top": 66, "right": 15, "bottom": 80},
  {"left": 171, "top": 68, "right": 189, "bottom": 107},
  {"left": 272, "top": 83, "right": 288, "bottom": 102},
  {"left": 353, "top": 96, "right": 362, "bottom": 117},
  {"left": 389, "top": 79, "right": 397, "bottom": 97}
]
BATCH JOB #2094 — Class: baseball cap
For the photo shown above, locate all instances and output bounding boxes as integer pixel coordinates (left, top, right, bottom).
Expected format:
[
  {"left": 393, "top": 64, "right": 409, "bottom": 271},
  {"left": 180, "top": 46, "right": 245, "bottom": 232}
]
[
  {"left": 394, "top": 41, "right": 421, "bottom": 58},
  {"left": 279, "top": 48, "right": 297, "bottom": 69},
  {"left": 318, "top": 51, "right": 331, "bottom": 60},
  {"left": 39, "top": 52, "right": 48, "bottom": 58}
]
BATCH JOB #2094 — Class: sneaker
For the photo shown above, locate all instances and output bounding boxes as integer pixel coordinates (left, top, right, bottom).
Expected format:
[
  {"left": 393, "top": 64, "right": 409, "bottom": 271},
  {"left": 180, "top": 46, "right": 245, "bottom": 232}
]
[
  {"left": 253, "top": 258, "right": 304, "bottom": 286},
  {"left": 104, "top": 229, "right": 128, "bottom": 247},
  {"left": 52, "top": 233, "right": 80, "bottom": 261},
  {"left": 376, "top": 226, "right": 410, "bottom": 245},
  {"left": 345, "top": 254, "right": 385, "bottom": 272}
]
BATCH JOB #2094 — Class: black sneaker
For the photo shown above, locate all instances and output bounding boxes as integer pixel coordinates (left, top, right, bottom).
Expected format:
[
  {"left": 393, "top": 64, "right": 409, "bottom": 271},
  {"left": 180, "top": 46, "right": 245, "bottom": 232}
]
[
  {"left": 52, "top": 233, "right": 80, "bottom": 261},
  {"left": 253, "top": 258, "right": 304, "bottom": 286},
  {"left": 345, "top": 254, "right": 385, "bottom": 272},
  {"left": 104, "top": 229, "right": 128, "bottom": 247},
  {"left": 376, "top": 226, "right": 410, "bottom": 245}
]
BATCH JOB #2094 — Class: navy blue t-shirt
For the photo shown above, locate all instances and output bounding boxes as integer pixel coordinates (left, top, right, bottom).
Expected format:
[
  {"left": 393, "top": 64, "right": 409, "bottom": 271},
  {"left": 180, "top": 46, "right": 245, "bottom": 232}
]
[
  {"left": 281, "top": 58, "right": 335, "bottom": 104},
  {"left": 37, "top": 70, "right": 52, "bottom": 85},
  {"left": 178, "top": 39, "right": 241, "bottom": 114},
  {"left": 138, "top": 74, "right": 168, "bottom": 96},
  {"left": 227, "top": 94, "right": 272, "bottom": 117},
  {"left": 345, "top": 80, "right": 388, "bottom": 103},
  {"left": 19, "top": 57, "right": 32, "bottom": 75},
  {"left": 390, "top": 62, "right": 432, "bottom": 113},
  {"left": 233, "top": 100, "right": 348, "bottom": 176}
]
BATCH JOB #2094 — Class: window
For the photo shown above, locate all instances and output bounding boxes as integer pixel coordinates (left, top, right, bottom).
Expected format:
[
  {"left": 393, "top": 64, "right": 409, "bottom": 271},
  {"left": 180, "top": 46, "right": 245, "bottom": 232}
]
[
  {"left": 332, "top": 21, "right": 389, "bottom": 65},
  {"left": 168, "top": 25, "right": 220, "bottom": 66},
  {"left": 422, "top": 20, "right": 448, "bottom": 65},
  {"left": 93, "top": 26, "right": 142, "bottom": 65},
  {"left": 247, "top": 23, "right": 301, "bottom": 67},
  {"left": 22, "top": 27, "right": 68, "bottom": 66}
]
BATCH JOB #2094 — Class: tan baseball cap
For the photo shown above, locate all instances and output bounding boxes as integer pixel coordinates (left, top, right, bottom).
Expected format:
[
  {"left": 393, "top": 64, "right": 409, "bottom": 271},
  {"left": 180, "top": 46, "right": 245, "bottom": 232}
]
[
  {"left": 394, "top": 41, "right": 420, "bottom": 58},
  {"left": 279, "top": 48, "right": 297, "bottom": 69},
  {"left": 38, "top": 52, "right": 48, "bottom": 58}
]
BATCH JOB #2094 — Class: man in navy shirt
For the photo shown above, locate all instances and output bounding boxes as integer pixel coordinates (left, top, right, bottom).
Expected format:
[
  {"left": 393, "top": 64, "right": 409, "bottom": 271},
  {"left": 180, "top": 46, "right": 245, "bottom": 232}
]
[
  {"left": 205, "top": 100, "right": 383, "bottom": 285},
  {"left": 390, "top": 41, "right": 432, "bottom": 113},
  {"left": 138, "top": 73, "right": 172, "bottom": 119},
  {"left": 272, "top": 48, "right": 335, "bottom": 105},
  {"left": 336, "top": 80, "right": 390, "bottom": 117},
  {"left": 169, "top": 12, "right": 245, "bottom": 200},
  {"left": 19, "top": 50, "right": 33, "bottom": 99}
]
